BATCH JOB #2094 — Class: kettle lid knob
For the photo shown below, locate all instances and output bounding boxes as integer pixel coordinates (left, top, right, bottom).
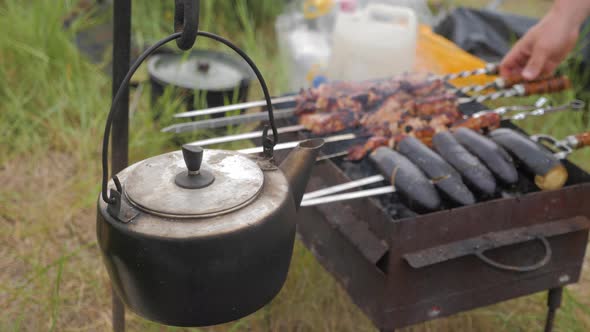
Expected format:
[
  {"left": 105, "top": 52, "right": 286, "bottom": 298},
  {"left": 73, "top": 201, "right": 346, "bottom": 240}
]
[
  {"left": 175, "top": 145, "right": 215, "bottom": 189},
  {"left": 182, "top": 145, "right": 204, "bottom": 172}
]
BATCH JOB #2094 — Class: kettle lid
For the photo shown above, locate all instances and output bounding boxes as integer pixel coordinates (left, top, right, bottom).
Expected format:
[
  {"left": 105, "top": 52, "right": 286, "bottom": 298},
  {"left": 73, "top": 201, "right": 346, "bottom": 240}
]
[{"left": 124, "top": 146, "right": 264, "bottom": 218}]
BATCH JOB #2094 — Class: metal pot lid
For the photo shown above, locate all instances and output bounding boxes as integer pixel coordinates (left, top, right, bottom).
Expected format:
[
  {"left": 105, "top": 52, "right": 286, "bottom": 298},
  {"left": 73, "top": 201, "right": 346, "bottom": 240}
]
[
  {"left": 147, "top": 50, "right": 253, "bottom": 91},
  {"left": 124, "top": 149, "right": 264, "bottom": 218}
]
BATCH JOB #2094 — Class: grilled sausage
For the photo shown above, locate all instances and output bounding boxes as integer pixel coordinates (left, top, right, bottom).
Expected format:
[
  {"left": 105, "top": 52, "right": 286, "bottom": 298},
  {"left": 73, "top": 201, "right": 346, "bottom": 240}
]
[
  {"left": 370, "top": 147, "right": 441, "bottom": 211},
  {"left": 453, "top": 127, "right": 518, "bottom": 185},
  {"left": 489, "top": 128, "right": 568, "bottom": 190},
  {"left": 432, "top": 131, "right": 496, "bottom": 195},
  {"left": 396, "top": 136, "right": 476, "bottom": 206}
]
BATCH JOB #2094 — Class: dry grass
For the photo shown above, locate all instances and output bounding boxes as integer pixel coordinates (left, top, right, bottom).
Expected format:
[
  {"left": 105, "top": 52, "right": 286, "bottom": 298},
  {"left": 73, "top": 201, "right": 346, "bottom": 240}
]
[{"left": 1, "top": 0, "right": 589, "bottom": 331}]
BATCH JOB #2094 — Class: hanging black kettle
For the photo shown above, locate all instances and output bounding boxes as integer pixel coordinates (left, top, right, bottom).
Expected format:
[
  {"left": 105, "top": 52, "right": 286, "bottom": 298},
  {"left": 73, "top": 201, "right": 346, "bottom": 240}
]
[{"left": 96, "top": 4, "right": 324, "bottom": 327}]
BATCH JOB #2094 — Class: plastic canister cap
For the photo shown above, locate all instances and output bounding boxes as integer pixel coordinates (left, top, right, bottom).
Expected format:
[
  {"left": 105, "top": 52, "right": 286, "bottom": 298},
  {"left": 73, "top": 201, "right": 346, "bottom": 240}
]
[
  {"left": 312, "top": 75, "right": 328, "bottom": 87},
  {"left": 340, "top": 0, "right": 357, "bottom": 12}
]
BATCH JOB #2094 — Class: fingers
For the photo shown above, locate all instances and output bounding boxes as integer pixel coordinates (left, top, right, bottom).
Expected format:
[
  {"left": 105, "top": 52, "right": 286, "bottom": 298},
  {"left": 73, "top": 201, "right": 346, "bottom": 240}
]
[
  {"left": 500, "top": 39, "right": 531, "bottom": 78},
  {"left": 522, "top": 46, "right": 547, "bottom": 80},
  {"left": 541, "top": 60, "right": 559, "bottom": 77},
  {"left": 502, "top": 40, "right": 557, "bottom": 80}
]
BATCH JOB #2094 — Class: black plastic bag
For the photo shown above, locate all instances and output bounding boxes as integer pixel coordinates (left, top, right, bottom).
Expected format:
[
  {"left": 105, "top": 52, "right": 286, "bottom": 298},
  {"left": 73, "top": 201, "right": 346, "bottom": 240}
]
[{"left": 434, "top": 7, "right": 537, "bottom": 63}]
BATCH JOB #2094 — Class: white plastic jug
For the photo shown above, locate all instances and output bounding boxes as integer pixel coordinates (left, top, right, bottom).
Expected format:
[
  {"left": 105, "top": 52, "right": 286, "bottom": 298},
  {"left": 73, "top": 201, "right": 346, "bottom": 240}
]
[{"left": 327, "top": 4, "right": 417, "bottom": 81}]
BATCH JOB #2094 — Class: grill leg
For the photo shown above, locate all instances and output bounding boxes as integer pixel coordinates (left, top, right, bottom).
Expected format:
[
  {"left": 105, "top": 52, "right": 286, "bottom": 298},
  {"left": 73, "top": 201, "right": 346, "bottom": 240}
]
[
  {"left": 111, "top": 0, "right": 132, "bottom": 331},
  {"left": 112, "top": 288, "right": 125, "bottom": 332},
  {"left": 544, "top": 287, "right": 563, "bottom": 332}
]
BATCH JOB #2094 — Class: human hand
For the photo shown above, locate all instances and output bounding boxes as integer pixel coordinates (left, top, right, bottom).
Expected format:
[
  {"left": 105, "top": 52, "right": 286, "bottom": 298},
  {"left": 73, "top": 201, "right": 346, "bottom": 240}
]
[{"left": 500, "top": 11, "right": 579, "bottom": 80}]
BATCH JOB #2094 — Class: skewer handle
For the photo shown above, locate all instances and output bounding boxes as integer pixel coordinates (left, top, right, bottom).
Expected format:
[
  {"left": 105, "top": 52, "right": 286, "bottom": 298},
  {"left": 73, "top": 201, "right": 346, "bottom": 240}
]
[
  {"left": 570, "top": 132, "right": 590, "bottom": 149},
  {"left": 452, "top": 113, "right": 502, "bottom": 131},
  {"left": 455, "top": 73, "right": 552, "bottom": 94},
  {"left": 521, "top": 76, "right": 571, "bottom": 95},
  {"left": 502, "top": 73, "right": 553, "bottom": 87},
  {"left": 461, "top": 76, "right": 572, "bottom": 104}
]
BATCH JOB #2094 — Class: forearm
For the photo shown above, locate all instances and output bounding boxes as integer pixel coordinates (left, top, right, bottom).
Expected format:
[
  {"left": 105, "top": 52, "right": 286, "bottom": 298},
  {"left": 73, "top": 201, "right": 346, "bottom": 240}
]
[{"left": 551, "top": 0, "right": 590, "bottom": 26}]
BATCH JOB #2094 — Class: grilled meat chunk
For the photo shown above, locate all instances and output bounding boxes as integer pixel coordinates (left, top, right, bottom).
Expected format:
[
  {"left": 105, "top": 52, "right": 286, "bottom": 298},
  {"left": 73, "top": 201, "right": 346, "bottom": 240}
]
[{"left": 300, "top": 109, "right": 360, "bottom": 135}]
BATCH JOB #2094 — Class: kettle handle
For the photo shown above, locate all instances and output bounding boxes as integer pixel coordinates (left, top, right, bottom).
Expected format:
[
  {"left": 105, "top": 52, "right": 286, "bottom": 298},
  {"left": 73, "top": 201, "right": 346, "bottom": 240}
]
[{"left": 101, "top": 33, "right": 279, "bottom": 206}]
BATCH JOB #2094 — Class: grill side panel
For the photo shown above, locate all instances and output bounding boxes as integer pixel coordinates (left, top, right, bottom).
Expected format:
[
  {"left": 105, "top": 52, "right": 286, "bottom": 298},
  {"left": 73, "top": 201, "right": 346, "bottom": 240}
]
[{"left": 380, "top": 183, "right": 590, "bottom": 329}]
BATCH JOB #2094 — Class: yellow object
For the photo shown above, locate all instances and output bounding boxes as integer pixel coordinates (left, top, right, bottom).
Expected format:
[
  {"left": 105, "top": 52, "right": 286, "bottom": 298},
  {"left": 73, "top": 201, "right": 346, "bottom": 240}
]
[
  {"left": 414, "top": 25, "right": 496, "bottom": 88},
  {"left": 306, "top": 63, "right": 324, "bottom": 84},
  {"left": 303, "top": 0, "right": 334, "bottom": 20}
]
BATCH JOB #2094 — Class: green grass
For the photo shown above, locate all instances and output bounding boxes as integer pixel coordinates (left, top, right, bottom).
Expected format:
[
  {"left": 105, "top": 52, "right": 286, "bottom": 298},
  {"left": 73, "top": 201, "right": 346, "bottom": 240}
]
[{"left": 1, "top": 0, "right": 589, "bottom": 331}]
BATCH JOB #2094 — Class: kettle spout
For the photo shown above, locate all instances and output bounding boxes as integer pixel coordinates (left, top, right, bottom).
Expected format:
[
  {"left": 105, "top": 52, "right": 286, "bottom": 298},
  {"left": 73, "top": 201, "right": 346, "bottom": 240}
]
[{"left": 279, "top": 138, "right": 325, "bottom": 209}]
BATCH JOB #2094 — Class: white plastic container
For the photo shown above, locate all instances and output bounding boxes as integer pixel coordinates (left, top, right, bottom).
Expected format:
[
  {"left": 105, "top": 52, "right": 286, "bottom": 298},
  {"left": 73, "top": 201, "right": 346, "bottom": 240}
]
[
  {"left": 360, "top": 0, "right": 433, "bottom": 25},
  {"left": 327, "top": 4, "right": 417, "bottom": 81},
  {"left": 275, "top": 12, "right": 332, "bottom": 90}
]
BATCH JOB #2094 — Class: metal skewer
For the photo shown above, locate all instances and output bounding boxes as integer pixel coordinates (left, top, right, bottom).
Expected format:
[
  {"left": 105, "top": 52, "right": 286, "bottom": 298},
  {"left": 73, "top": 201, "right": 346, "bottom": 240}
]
[
  {"left": 451, "top": 73, "right": 554, "bottom": 95},
  {"left": 531, "top": 130, "right": 590, "bottom": 159},
  {"left": 302, "top": 175, "right": 386, "bottom": 200},
  {"left": 458, "top": 76, "right": 571, "bottom": 104},
  {"left": 469, "top": 97, "right": 548, "bottom": 118},
  {"left": 162, "top": 108, "right": 296, "bottom": 133},
  {"left": 433, "top": 63, "right": 499, "bottom": 82},
  {"left": 237, "top": 133, "right": 358, "bottom": 154},
  {"left": 174, "top": 95, "right": 296, "bottom": 119},
  {"left": 301, "top": 186, "right": 396, "bottom": 207},
  {"left": 458, "top": 85, "right": 527, "bottom": 104},
  {"left": 187, "top": 125, "right": 304, "bottom": 146},
  {"left": 469, "top": 98, "right": 582, "bottom": 120}
]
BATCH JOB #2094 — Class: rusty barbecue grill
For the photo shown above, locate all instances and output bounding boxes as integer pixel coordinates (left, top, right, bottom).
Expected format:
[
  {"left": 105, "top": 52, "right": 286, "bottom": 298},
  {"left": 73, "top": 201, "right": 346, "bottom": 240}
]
[{"left": 267, "top": 100, "right": 590, "bottom": 331}]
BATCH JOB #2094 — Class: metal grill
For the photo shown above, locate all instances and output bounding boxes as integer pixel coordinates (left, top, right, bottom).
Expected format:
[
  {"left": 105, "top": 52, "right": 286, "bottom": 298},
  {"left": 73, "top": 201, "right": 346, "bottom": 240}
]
[{"left": 271, "top": 100, "right": 590, "bottom": 331}]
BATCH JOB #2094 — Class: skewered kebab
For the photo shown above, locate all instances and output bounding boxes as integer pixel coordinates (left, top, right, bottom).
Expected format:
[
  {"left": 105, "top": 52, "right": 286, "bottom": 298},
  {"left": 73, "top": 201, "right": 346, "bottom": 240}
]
[
  {"left": 302, "top": 138, "right": 478, "bottom": 208},
  {"left": 345, "top": 99, "right": 583, "bottom": 161},
  {"left": 302, "top": 147, "right": 442, "bottom": 210},
  {"left": 301, "top": 130, "right": 590, "bottom": 207},
  {"left": 303, "top": 129, "right": 505, "bottom": 207},
  {"left": 186, "top": 99, "right": 550, "bottom": 147},
  {"left": 163, "top": 76, "right": 572, "bottom": 134},
  {"left": 307, "top": 125, "right": 584, "bottom": 200},
  {"left": 174, "top": 63, "right": 500, "bottom": 119},
  {"left": 489, "top": 129, "right": 590, "bottom": 190},
  {"left": 453, "top": 127, "right": 518, "bottom": 185},
  {"left": 237, "top": 100, "right": 582, "bottom": 162},
  {"left": 395, "top": 136, "right": 476, "bottom": 205},
  {"left": 164, "top": 76, "right": 450, "bottom": 133},
  {"left": 451, "top": 72, "right": 553, "bottom": 94},
  {"left": 431, "top": 131, "right": 497, "bottom": 195},
  {"left": 458, "top": 76, "right": 570, "bottom": 104}
]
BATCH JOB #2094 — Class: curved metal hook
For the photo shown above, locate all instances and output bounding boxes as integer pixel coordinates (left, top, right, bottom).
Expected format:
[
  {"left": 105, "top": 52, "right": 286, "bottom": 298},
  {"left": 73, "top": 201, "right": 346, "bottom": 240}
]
[{"left": 174, "top": 0, "right": 200, "bottom": 50}]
